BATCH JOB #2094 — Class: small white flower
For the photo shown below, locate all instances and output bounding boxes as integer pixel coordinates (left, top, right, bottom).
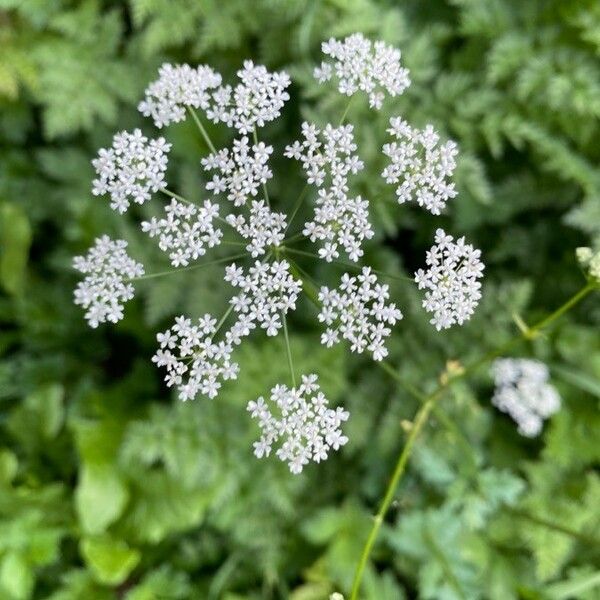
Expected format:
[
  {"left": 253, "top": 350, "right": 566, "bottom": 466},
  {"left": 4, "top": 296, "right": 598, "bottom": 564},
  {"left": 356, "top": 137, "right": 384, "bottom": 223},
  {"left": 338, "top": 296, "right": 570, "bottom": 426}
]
[
  {"left": 141, "top": 199, "right": 222, "bottom": 267},
  {"left": 225, "top": 200, "right": 286, "bottom": 257},
  {"left": 153, "top": 314, "right": 250, "bottom": 401},
  {"left": 138, "top": 63, "right": 222, "bottom": 128},
  {"left": 225, "top": 260, "right": 302, "bottom": 336},
  {"left": 314, "top": 33, "right": 410, "bottom": 109},
  {"left": 247, "top": 374, "right": 349, "bottom": 473},
  {"left": 206, "top": 60, "right": 291, "bottom": 134},
  {"left": 415, "top": 228, "right": 484, "bottom": 330},
  {"left": 92, "top": 129, "right": 171, "bottom": 213},
  {"left": 382, "top": 117, "right": 458, "bottom": 215},
  {"left": 202, "top": 137, "right": 273, "bottom": 206},
  {"left": 285, "top": 122, "right": 373, "bottom": 262},
  {"left": 73, "top": 236, "right": 144, "bottom": 328},
  {"left": 318, "top": 267, "right": 402, "bottom": 361},
  {"left": 491, "top": 359, "right": 561, "bottom": 437}
]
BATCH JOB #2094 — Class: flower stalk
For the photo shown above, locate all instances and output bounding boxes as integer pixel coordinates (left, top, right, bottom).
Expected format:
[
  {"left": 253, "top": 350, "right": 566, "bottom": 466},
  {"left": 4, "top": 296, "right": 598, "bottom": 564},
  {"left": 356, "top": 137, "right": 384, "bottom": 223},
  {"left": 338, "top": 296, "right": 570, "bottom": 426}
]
[{"left": 349, "top": 282, "right": 597, "bottom": 599}]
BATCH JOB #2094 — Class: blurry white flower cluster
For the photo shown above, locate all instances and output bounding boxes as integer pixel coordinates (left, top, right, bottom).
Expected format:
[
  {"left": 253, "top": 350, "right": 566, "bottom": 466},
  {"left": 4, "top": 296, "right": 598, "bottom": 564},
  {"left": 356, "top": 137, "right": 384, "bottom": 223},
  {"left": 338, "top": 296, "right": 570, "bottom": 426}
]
[
  {"left": 314, "top": 32, "right": 411, "bottom": 109},
  {"left": 92, "top": 129, "right": 171, "bottom": 214},
  {"left": 73, "top": 236, "right": 144, "bottom": 328},
  {"left": 415, "top": 229, "right": 484, "bottom": 330},
  {"left": 318, "top": 268, "right": 403, "bottom": 360},
  {"left": 248, "top": 374, "right": 349, "bottom": 473},
  {"left": 76, "top": 34, "right": 486, "bottom": 472},
  {"left": 491, "top": 359, "right": 561, "bottom": 437}
]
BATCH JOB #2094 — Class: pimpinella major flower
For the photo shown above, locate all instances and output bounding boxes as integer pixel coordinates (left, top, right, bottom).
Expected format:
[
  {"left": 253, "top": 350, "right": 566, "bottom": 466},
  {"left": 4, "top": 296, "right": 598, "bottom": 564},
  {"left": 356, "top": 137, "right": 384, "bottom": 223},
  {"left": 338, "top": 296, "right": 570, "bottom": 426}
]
[{"left": 74, "top": 35, "right": 485, "bottom": 473}]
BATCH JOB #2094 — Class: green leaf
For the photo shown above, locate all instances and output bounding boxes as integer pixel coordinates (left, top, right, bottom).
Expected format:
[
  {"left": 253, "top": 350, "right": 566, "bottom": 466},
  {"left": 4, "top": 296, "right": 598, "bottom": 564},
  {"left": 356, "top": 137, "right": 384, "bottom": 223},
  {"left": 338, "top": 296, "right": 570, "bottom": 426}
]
[
  {"left": 76, "top": 463, "right": 128, "bottom": 535},
  {"left": 0, "top": 552, "right": 34, "bottom": 600},
  {"left": 0, "top": 202, "right": 32, "bottom": 295},
  {"left": 0, "top": 450, "right": 18, "bottom": 485},
  {"left": 544, "top": 569, "right": 600, "bottom": 599},
  {"left": 551, "top": 365, "right": 600, "bottom": 399},
  {"left": 81, "top": 535, "right": 141, "bottom": 586}
]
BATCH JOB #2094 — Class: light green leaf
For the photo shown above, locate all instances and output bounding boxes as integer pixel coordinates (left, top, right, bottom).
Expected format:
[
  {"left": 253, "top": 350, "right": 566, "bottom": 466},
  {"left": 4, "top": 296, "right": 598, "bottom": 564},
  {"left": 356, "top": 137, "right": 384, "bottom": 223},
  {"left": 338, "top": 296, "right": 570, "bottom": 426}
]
[
  {"left": 0, "top": 202, "right": 32, "bottom": 295},
  {"left": 544, "top": 570, "right": 600, "bottom": 599},
  {"left": 76, "top": 463, "right": 128, "bottom": 535},
  {"left": 81, "top": 535, "right": 140, "bottom": 586},
  {"left": 0, "top": 552, "right": 34, "bottom": 600}
]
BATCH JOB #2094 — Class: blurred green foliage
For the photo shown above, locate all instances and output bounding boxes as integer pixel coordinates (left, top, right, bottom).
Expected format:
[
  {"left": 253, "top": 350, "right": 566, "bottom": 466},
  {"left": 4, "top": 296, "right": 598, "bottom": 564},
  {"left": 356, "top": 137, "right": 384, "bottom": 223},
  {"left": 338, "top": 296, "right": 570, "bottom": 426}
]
[{"left": 1, "top": 0, "right": 599, "bottom": 598}]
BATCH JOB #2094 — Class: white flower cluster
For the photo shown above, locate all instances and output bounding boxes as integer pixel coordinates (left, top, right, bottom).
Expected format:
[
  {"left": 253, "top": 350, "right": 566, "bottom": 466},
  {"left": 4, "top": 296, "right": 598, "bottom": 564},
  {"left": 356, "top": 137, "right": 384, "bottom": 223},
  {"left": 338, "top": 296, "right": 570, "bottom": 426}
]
[
  {"left": 202, "top": 137, "right": 273, "bottom": 206},
  {"left": 382, "top": 117, "right": 458, "bottom": 215},
  {"left": 141, "top": 199, "right": 222, "bottom": 267},
  {"left": 491, "top": 359, "right": 561, "bottom": 437},
  {"left": 247, "top": 374, "right": 349, "bottom": 473},
  {"left": 139, "top": 61, "right": 290, "bottom": 134},
  {"left": 75, "top": 42, "right": 489, "bottom": 473},
  {"left": 415, "top": 229, "right": 484, "bottom": 331},
  {"left": 138, "top": 63, "right": 222, "bottom": 128},
  {"left": 225, "top": 260, "right": 302, "bottom": 336},
  {"left": 318, "top": 267, "right": 403, "bottom": 361},
  {"left": 285, "top": 122, "right": 373, "bottom": 262},
  {"left": 225, "top": 200, "right": 286, "bottom": 258},
  {"left": 152, "top": 314, "right": 247, "bottom": 401},
  {"left": 207, "top": 61, "right": 291, "bottom": 134},
  {"left": 314, "top": 33, "right": 411, "bottom": 109},
  {"left": 73, "top": 236, "right": 144, "bottom": 328},
  {"left": 92, "top": 129, "right": 171, "bottom": 214}
]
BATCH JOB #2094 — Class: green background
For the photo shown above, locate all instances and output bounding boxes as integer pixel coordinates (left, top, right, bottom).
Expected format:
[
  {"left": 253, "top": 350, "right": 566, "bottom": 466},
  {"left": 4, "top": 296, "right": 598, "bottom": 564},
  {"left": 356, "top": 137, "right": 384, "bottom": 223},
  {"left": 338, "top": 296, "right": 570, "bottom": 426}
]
[{"left": 1, "top": 0, "right": 599, "bottom": 598}]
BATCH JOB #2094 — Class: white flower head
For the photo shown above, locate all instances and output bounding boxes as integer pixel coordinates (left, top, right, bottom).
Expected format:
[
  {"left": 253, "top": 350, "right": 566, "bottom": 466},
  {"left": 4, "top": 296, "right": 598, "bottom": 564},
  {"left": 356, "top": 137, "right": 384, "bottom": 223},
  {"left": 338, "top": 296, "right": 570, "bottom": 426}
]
[
  {"left": 382, "top": 117, "right": 458, "bottom": 215},
  {"left": 415, "top": 229, "right": 484, "bottom": 330},
  {"left": 491, "top": 358, "right": 561, "bottom": 437},
  {"left": 73, "top": 235, "right": 144, "bottom": 328},
  {"left": 318, "top": 267, "right": 403, "bottom": 361},
  {"left": 202, "top": 137, "right": 273, "bottom": 206},
  {"left": 138, "top": 63, "right": 222, "bottom": 128},
  {"left": 225, "top": 260, "right": 302, "bottom": 336},
  {"left": 225, "top": 200, "right": 286, "bottom": 258},
  {"left": 285, "top": 122, "right": 373, "bottom": 262},
  {"left": 314, "top": 33, "right": 410, "bottom": 109},
  {"left": 141, "top": 199, "right": 222, "bottom": 267},
  {"left": 248, "top": 374, "right": 349, "bottom": 473},
  {"left": 206, "top": 60, "right": 291, "bottom": 134},
  {"left": 92, "top": 129, "right": 171, "bottom": 213},
  {"left": 152, "top": 314, "right": 248, "bottom": 401}
]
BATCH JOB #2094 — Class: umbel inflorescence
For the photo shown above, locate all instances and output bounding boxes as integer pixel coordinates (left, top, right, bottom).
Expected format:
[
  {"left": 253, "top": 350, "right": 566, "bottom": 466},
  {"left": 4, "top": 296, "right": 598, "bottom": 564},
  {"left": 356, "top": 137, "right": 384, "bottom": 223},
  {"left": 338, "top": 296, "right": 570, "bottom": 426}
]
[
  {"left": 74, "top": 33, "right": 486, "bottom": 473},
  {"left": 491, "top": 359, "right": 561, "bottom": 437}
]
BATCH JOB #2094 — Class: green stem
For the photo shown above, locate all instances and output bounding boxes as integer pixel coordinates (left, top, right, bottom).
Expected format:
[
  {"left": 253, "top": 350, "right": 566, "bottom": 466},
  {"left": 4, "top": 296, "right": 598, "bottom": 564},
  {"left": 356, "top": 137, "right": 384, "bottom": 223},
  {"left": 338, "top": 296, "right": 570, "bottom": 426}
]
[
  {"left": 350, "top": 395, "right": 437, "bottom": 600},
  {"left": 129, "top": 252, "right": 248, "bottom": 282},
  {"left": 285, "top": 247, "right": 413, "bottom": 283},
  {"left": 160, "top": 187, "right": 196, "bottom": 205},
  {"left": 349, "top": 283, "right": 596, "bottom": 599},
  {"left": 285, "top": 184, "right": 310, "bottom": 233},
  {"left": 188, "top": 106, "right": 216, "bottom": 153},
  {"left": 282, "top": 313, "right": 296, "bottom": 387},
  {"left": 338, "top": 96, "right": 354, "bottom": 126},
  {"left": 505, "top": 507, "right": 600, "bottom": 547},
  {"left": 253, "top": 127, "right": 270, "bottom": 208},
  {"left": 214, "top": 304, "right": 234, "bottom": 336}
]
